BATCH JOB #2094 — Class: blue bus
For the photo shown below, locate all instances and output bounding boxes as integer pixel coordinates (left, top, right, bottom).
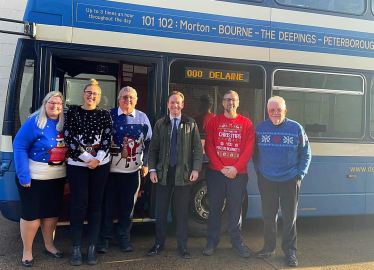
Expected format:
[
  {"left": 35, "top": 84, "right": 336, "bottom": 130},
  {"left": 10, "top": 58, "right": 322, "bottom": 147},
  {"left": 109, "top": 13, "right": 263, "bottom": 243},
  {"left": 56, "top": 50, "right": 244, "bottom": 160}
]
[{"left": 1, "top": 0, "right": 373, "bottom": 236}]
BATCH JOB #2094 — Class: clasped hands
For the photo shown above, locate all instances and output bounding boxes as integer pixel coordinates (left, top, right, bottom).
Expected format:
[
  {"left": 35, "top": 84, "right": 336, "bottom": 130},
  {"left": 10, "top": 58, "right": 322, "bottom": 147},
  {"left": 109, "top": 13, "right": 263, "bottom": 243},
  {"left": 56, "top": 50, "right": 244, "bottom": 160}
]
[
  {"left": 86, "top": 158, "right": 100, "bottom": 169},
  {"left": 221, "top": 166, "right": 237, "bottom": 179}
]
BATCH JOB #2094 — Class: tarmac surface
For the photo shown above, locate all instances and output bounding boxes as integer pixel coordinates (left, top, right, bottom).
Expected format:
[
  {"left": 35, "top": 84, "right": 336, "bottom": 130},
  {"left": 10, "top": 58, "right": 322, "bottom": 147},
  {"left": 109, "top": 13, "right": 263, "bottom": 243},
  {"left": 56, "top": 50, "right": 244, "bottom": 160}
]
[{"left": 1, "top": 214, "right": 374, "bottom": 269}]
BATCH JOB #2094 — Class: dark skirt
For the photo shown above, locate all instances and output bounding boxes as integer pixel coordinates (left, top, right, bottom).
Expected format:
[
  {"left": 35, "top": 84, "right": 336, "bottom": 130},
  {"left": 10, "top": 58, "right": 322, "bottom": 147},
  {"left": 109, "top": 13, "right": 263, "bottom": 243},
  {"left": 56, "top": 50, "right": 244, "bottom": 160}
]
[{"left": 16, "top": 177, "right": 66, "bottom": 221}]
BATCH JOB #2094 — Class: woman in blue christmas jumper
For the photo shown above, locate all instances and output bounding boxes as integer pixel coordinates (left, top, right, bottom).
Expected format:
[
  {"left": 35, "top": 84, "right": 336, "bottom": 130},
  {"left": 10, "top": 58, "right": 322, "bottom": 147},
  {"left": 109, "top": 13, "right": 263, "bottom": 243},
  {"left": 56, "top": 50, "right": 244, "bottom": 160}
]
[{"left": 13, "top": 91, "right": 67, "bottom": 267}]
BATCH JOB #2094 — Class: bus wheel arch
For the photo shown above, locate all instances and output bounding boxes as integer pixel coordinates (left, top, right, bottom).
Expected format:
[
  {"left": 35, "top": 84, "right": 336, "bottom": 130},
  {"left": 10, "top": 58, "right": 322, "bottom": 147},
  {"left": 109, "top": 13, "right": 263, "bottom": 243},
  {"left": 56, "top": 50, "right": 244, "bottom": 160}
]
[{"left": 172, "top": 179, "right": 248, "bottom": 237}]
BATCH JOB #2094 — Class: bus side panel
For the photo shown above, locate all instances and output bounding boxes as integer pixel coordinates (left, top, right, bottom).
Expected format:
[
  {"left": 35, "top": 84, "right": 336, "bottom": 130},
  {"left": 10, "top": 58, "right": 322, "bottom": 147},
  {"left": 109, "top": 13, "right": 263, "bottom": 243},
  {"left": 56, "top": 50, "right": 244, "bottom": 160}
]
[
  {"left": 297, "top": 194, "right": 366, "bottom": 216},
  {"left": 0, "top": 201, "right": 21, "bottom": 222},
  {"left": 0, "top": 152, "right": 18, "bottom": 201},
  {"left": 365, "top": 163, "right": 374, "bottom": 214},
  {"left": 247, "top": 194, "right": 366, "bottom": 218},
  {"left": 247, "top": 159, "right": 367, "bottom": 195},
  {"left": 246, "top": 195, "right": 262, "bottom": 218},
  {"left": 294, "top": 159, "right": 366, "bottom": 216},
  {"left": 0, "top": 152, "right": 21, "bottom": 222},
  {"left": 301, "top": 161, "right": 366, "bottom": 194},
  {"left": 365, "top": 163, "right": 374, "bottom": 192},
  {"left": 365, "top": 194, "right": 374, "bottom": 214},
  {"left": 246, "top": 161, "right": 259, "bottom": 195},
  {"left": 246, "top": 158, "right": 367, "bottom": 218}
]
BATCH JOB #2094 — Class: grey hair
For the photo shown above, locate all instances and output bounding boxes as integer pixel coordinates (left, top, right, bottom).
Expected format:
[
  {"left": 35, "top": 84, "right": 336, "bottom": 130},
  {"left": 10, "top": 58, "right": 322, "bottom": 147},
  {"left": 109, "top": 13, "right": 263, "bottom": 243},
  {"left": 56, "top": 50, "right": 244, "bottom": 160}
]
[
  {"left": 117, "top": 86, "right": 138, "bottom": 103},
  {"left": 30, "top": 91, "right": 64, "bottom": 131},
  {"left": 267, "top": 96, "right": 286, "bottom": 110},
  {"left": 223, "top": 90, "right": 239, "bottom": 101}
]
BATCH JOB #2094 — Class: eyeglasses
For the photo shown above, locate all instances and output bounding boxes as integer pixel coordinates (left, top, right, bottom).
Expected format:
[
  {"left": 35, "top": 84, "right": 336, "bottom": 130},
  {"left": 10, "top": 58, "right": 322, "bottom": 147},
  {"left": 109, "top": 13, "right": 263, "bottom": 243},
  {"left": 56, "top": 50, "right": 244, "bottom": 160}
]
[
  {"left": 223, "top": 98, "right": 238, "bottom": 102},
  {"left": 121, "top": 96, "right": 136, "bottom": 100},
  {"left": 268, "top": 109, "right": 283, "bottom": 114},
  {"left": 47, "top": 101, "right": 63, "bottom": 106},
  {"left": 84, "top": 91, "right": 100, "bottom": 97}
]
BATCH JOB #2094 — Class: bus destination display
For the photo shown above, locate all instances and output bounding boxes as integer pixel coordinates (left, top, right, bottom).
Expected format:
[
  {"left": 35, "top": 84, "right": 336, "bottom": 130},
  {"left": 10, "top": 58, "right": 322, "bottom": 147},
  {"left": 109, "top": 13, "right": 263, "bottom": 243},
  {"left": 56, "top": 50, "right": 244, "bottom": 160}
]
[{"left": 185, "top": 68, "right": 249, "bottom": 82}]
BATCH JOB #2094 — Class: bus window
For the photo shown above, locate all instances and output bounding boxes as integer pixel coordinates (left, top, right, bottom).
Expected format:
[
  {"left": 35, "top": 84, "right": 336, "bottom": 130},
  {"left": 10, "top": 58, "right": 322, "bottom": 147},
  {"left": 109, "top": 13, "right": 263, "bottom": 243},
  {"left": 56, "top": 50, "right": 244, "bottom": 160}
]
[
  {"left": 276, "top": 0, "right": 366, "bottom": 15},
  {"left": 273, "top": 69, "right": 364, "bottom": 139},
  {"left": 169, "top": 60, "right": 265, "bottom": 137},
  {"left": 64, "top": 74, "right": 116, "bottom": 110},
  {"left": 370, "top": 78, "right": 374, "bottom": 138},
  {"left": 19, "top": 60, "right": 35, "bottom": 125},
  {"left": 273, "top": 69, "right": 364, "bottom": 95}
]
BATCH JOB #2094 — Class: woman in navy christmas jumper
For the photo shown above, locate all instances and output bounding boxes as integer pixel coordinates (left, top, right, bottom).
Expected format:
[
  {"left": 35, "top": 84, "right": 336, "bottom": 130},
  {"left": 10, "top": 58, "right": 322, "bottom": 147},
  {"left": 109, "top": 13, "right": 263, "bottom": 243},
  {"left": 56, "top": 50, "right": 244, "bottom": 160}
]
[
  {"left": 13, "top": 91, "right": 67, "bottom": 267},
  {"left": 64, "top": 79, "right": 113, "bottom": 266}
]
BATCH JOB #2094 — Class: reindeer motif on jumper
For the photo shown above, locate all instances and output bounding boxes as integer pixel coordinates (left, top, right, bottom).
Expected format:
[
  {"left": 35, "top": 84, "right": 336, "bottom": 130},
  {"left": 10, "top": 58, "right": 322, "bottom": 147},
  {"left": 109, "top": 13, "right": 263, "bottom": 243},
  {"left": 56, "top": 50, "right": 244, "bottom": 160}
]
[{"left": 77, "top": 134, "right": 102, "bottom": 157}]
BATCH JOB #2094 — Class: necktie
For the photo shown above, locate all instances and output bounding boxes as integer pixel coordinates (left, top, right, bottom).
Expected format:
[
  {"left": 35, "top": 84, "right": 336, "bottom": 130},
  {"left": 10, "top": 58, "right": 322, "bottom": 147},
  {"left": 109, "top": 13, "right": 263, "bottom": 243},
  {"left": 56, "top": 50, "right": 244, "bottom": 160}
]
[{"left": 170, "top": 118, "right": 178, "bottom": 167}]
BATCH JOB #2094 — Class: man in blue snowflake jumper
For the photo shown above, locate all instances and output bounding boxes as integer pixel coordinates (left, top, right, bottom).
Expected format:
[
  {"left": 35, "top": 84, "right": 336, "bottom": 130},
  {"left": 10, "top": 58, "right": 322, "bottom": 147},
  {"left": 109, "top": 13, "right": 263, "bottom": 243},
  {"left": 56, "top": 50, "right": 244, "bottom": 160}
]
[
  {"left": 253, "top": 96, "right": 311, "bottom": 267},
  {"left": 97, "top": 86, "right": 152, "bottom": 253}
]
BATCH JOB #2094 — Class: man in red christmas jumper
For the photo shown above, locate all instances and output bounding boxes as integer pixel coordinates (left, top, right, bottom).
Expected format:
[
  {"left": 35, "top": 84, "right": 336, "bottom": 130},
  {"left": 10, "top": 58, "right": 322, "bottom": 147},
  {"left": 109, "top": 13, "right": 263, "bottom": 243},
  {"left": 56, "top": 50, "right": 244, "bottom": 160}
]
[{"left": 203, "top": 90, "right": 255, "bottom": 258}]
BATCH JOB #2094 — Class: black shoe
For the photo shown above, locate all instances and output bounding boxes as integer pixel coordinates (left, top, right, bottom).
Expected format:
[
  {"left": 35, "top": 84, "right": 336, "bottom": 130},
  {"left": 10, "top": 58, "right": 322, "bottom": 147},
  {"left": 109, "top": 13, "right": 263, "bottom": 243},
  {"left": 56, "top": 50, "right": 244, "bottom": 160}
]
[
  {"left": 70, "top": 246, "right": 82, "bottom": 266},
  {"left": 97, "top": 239, "right": 109, "bottom": 254},
  {"left": 43, "top": 248, "right": 64, "bottom": 258},
  {"left": 232, "top": 244, "right": 250, "bottom": 258},
  {"left": 119, "top": 239, "right": 133, "bottom": 252},
  {"left": 177, "top": 246, "right": 190, "bottom": 259},
  {"left": 148, "top": 244, "right": 164, "bottom": 256},
  {"left": 21, "top": 259, "right": 33, "bottom": 267},
  {"left": 202, "top": 243, "right": 215, "bottom": 256},
  {"left": 87, "top": 245, "right": 98, "bottom": 265},
  {"left": 256, "top": 249, "right": 275, "bottom": 259},
  {"left": 286, "top": 254, "right": 298, "bottom": 267}
]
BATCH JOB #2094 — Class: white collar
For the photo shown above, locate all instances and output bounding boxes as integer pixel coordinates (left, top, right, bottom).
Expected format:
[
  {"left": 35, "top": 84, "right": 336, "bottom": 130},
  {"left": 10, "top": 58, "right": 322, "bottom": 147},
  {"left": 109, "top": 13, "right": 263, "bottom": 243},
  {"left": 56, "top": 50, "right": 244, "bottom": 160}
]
[
  {"left": 118, "top": 107, "right": 136, "bottom": 118},
  {"left": 169, "top": 114, "right": 181, "bottom": 122}
]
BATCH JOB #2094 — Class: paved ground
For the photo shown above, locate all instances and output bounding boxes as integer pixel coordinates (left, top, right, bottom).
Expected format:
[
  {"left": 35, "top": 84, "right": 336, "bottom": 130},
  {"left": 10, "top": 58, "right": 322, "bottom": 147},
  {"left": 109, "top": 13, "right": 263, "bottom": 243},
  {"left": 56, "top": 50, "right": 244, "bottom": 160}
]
[{"left": 1, "top": 215, "right": 374, "bottom": 269}]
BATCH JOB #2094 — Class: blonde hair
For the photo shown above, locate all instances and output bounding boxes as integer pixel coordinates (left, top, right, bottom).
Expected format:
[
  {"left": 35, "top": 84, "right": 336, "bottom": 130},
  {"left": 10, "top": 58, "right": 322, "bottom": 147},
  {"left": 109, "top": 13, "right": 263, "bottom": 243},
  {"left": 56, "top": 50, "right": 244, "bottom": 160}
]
[
  {"left": 267, "top": 96, "right": 286, "bottom": 110},
  {"left": 84, "top": 78, "right": 101, "bottom": 104},
  {"left": 30, "top": 91, "right": 64, "bottom": 131}
]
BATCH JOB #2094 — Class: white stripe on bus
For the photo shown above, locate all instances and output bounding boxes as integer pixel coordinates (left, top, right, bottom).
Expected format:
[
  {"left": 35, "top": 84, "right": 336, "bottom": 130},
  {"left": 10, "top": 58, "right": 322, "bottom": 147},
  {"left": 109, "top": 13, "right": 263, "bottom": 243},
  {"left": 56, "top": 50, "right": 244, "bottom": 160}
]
[
  {"left": 310, "top": 142, "right": 374, "bottom": 157},
  {"left": 2, "top": 135, "right": 374, "bottom": 157},
  {"left": 271, "top": 8, "right": 374, "bottom": 34},
  {"left": 36, "top": 25, "right": 72, "bottom": 43},
  {"left": 1, "top": 135, "right": 13, "bottom": 153},
  {"left": 270, "top": 48, "right": 374, "bottom": 71},
  {"left": 71, "top": 27, "right": 270, "bottom": 61}
]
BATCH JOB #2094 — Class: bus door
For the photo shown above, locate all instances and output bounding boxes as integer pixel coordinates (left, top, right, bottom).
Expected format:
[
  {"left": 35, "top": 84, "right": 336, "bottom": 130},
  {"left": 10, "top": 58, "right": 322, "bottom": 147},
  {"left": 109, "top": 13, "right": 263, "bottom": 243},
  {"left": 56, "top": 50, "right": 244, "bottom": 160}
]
[{"left": 50, "top": 54, "right": 160, "bottom": 223}]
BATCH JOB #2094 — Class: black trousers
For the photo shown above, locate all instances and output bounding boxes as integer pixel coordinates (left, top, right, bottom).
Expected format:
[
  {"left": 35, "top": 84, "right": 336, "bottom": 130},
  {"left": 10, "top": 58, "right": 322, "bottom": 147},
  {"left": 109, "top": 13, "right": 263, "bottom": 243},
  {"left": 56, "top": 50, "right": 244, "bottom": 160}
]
[
  {"left": 99, "top": 171, "right": 140, "bottom": 242},
  {"left": 257, "top": 173, "right": 301, "bottom": 255},
  {"left": 68, "top": 163, "right": 110, "bottom": 246},
  {"left": 155, "top": 166, "right": 191, "bottom": 246},
  {"left": 206, "top": 168, "right": 248, "bottom": 247}
]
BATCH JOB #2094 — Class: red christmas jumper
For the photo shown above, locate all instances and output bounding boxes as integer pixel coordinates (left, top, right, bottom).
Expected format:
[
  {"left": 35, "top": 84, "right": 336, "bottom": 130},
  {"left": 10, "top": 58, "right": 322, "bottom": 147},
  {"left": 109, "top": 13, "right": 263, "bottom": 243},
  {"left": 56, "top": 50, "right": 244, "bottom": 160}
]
[{"left": 205, "top": 114, "right": 255, "bottom": 174}]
